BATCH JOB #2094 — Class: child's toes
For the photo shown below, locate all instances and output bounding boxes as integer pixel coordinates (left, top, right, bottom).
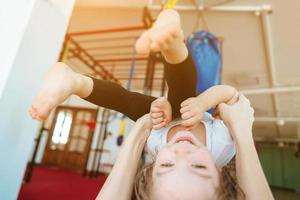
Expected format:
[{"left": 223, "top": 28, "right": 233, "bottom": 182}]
[
  {"left": 150, "top": 41, "right": 161, "bottom": 52},
  {"left": 135, "top": 33, "right": 151, "bottom": 55},
  {"left": 167, "top": 25, "right": 180, "bottom": 38},
  {"left": 151, "top": 106, "right": 162, "bottom": 113}
]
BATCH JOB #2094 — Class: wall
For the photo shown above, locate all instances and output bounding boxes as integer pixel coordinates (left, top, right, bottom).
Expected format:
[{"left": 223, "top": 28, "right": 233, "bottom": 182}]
[
  {"left": 0, "top": 0, "right": 75, "bottom": 199},
  {"left": 0, "top": 1, "right": 35, "bottom": 98},
  {"left": 259, "top": 145, "right": 300, "bottom": 190}
]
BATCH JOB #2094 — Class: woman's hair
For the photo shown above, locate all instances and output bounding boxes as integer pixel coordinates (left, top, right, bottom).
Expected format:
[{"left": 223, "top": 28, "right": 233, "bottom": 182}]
[{"left": 133, "top": 158, "right": 245, "bottom": 200}]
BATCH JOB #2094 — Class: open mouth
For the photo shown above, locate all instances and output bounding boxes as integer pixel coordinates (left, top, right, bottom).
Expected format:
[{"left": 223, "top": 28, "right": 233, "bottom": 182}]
[{"left": 175, "top": 136, "right": 194, "bottom": 144}]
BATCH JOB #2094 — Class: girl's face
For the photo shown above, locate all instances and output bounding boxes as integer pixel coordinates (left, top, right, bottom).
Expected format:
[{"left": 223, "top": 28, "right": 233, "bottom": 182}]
[{"left": 152, "top": 130, "right": 220, "bottom": 200}]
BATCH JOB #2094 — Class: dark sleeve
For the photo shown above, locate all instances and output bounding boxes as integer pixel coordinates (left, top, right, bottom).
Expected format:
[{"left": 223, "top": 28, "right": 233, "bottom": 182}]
[
  {"left": 83, "top": 78, "right": 156, "bottom": 121},
  {"left": 164, "top": 54, "right": 197, "bottom": 119}
]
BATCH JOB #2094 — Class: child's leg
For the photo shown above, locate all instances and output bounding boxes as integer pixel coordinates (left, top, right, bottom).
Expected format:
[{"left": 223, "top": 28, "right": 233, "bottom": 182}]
[
  {"left": 29, "top": 63, "right": 155, "bottom": 121},
  {"left": 136, "top": 9, "right": 197, "bottom": 120},
  {"left": 164, "top": 54, "right": 197, "bottom": 119},
  {"left": 84, "top": 77, "right": 155, "bottom": 121}
]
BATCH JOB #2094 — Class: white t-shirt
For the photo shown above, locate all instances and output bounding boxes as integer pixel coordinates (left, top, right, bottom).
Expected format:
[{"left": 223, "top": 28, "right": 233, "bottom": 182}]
[{"left": 146, "top": 112, "right": 236, "bottom": 168}]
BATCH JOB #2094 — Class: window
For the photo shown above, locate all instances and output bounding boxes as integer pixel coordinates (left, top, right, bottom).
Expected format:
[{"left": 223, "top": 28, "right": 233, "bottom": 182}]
[{"left": 51, "top": 110, "right": 73, "bottom": 149}]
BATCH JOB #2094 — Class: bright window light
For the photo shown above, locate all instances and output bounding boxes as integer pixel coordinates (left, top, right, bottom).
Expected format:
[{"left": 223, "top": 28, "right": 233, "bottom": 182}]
[{"left": 52, "top": 111, "right": 72, "bottom": 145}]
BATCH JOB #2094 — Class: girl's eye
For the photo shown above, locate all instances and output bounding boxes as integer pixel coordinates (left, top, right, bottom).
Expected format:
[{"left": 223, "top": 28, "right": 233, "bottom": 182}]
[
  {"left": 160, "top": 163, "right": 174, "bottom": 168},
  {"left": 191, "top": 164, "right": 206, "bottom": 169}
]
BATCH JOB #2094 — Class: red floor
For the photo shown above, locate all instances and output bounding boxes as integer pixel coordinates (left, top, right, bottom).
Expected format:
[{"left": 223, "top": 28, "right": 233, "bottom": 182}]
[{"left": 18, "top": 166, "right": 106, "bottom": 200}]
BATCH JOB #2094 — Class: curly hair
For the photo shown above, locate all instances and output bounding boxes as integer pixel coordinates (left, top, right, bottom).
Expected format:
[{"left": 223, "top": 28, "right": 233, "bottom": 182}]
[{"left": 133, "top": 158, "right": 245, "bottom": 200}]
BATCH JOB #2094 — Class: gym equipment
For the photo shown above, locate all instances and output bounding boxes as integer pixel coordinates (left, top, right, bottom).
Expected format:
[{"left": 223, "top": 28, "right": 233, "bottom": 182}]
[
  {"left": 24, "top": 123, "right": 48, "bottom": 183},
  {"left": 88, "top": 108, "right": 110, "bottom": 178},
  {"left": 186, "top": 31, "right": 222, "bottom": 94},
  {"left": 186, "top": 31, "right": 222, "bottom": 113},
  {"left": 117, "top": 117, "right": 127, "bottom": 146},
  {"left": 116, "top": 49, "right": 136, "bottom": 146},
  {"left": 164, "top": 0, "right": 179, "bottom": 9}
]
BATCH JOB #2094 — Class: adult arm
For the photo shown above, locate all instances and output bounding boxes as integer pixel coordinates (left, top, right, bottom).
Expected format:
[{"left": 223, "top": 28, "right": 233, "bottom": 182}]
[
  {"left": 96, "top": 115, "right": 152, "bottom": 200},
  {"left": 218, "top": 95, "right": 274, "bottom": 200}
]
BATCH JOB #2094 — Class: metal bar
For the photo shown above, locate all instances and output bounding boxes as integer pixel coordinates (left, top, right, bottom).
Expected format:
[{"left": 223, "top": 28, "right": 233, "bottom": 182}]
[
  {"left": 69, "top": 25, "right": 146, "bottom": 36},
  {"left": 68, "top": 38, "right": 120, "bottom": 83},
  {"left": 297, "top": 123, "right": 300, "bottom": 140},
  {"left": 105, "top": 67, "right": 148, "bottom": 70},
  {"left": 113, "top": 68, "right": 163, "bottom": 72},
  {"left": 83, "top": 45, "right": 134, "bottom": 51},
  {"left": 255, "top": 117, "right": 300, "bottom": 123},
  {"left": 103, "top": 62, "right": 149, "bottom": 67},
  {"left": 112, "top": 70, "right": 163, "bottom": 74},
  {"left": 95, "top": 109, "right": 110, "bottom": 178},
  {"left": 148, "top": 4, "right": 272, "bottom": 13},
  {"left": 83, "top": 108, "right": 99, "bottom": 177},
  {"left": 241, "top": 86, "right": 300, "bottom": 95},
  {"left": 90, "top": 108, "right": 106, "bottom": 178},
  {"left": 91, "top": 52, "right": 135, "bottom": 58},
  {"left": 76, "top": 35, "right": 139, "bottom": 43},
  {"left": 96, "top": 57, "right": 148, "bottom": 63},
  {"left": 24, "top": 123, "right": 46, "bottom": 183},
  {"left": 260, "top": 11, "right": 280, "bottom": 136},
  {"left": 68, "top": 49, "right": 105, "bottom": 78},
  {"left": 113, "top": 72, "right": 163, "bottom": 76},
  {"left": 116, "top": 77, "right": 163, "bottom": 80},
  {"left": 143, "top": 53, "right": 157, "bottom": 95},
  {"left": 254, "top": 137, "right": 300, "bottom": 143}
]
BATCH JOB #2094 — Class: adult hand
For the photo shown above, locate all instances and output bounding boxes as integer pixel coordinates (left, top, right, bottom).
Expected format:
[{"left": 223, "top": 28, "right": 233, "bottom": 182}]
[{"left": 218, "top": 94, "right": 255, "bottom": 141}]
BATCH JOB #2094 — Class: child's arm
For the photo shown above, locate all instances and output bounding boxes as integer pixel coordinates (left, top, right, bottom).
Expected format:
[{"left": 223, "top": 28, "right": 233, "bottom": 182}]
[
  {"left": 96, "top": 115, "right": 152, "bottom": 200},
  {"left": 180, "top": 85, "right": 238, "bottom": 127}
]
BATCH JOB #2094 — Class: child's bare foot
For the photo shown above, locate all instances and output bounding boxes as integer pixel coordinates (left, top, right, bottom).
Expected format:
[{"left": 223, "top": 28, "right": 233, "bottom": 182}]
[
  {"left": 150, "top": 97, "right": 172, "bottom": 129},
  {"left": 135, "top": 9, "right": 188, "bottom": 64},
  {"left": 29, "top": 62, "right": 93, "bottom": 121}
]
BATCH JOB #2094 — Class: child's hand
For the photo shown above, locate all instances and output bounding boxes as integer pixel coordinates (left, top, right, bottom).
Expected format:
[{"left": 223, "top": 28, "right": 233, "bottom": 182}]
[
  {"left": 150, "top": 97, "right": 172, "bottom": 129},
  {"left": 180, "top": 97, "right": 206, "bottom": 128}
]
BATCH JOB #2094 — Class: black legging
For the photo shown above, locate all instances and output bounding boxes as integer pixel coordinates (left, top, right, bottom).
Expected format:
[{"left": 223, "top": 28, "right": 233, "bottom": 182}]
[{"left": 84, "top": 54, "right": 197, "bottom": 121}]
